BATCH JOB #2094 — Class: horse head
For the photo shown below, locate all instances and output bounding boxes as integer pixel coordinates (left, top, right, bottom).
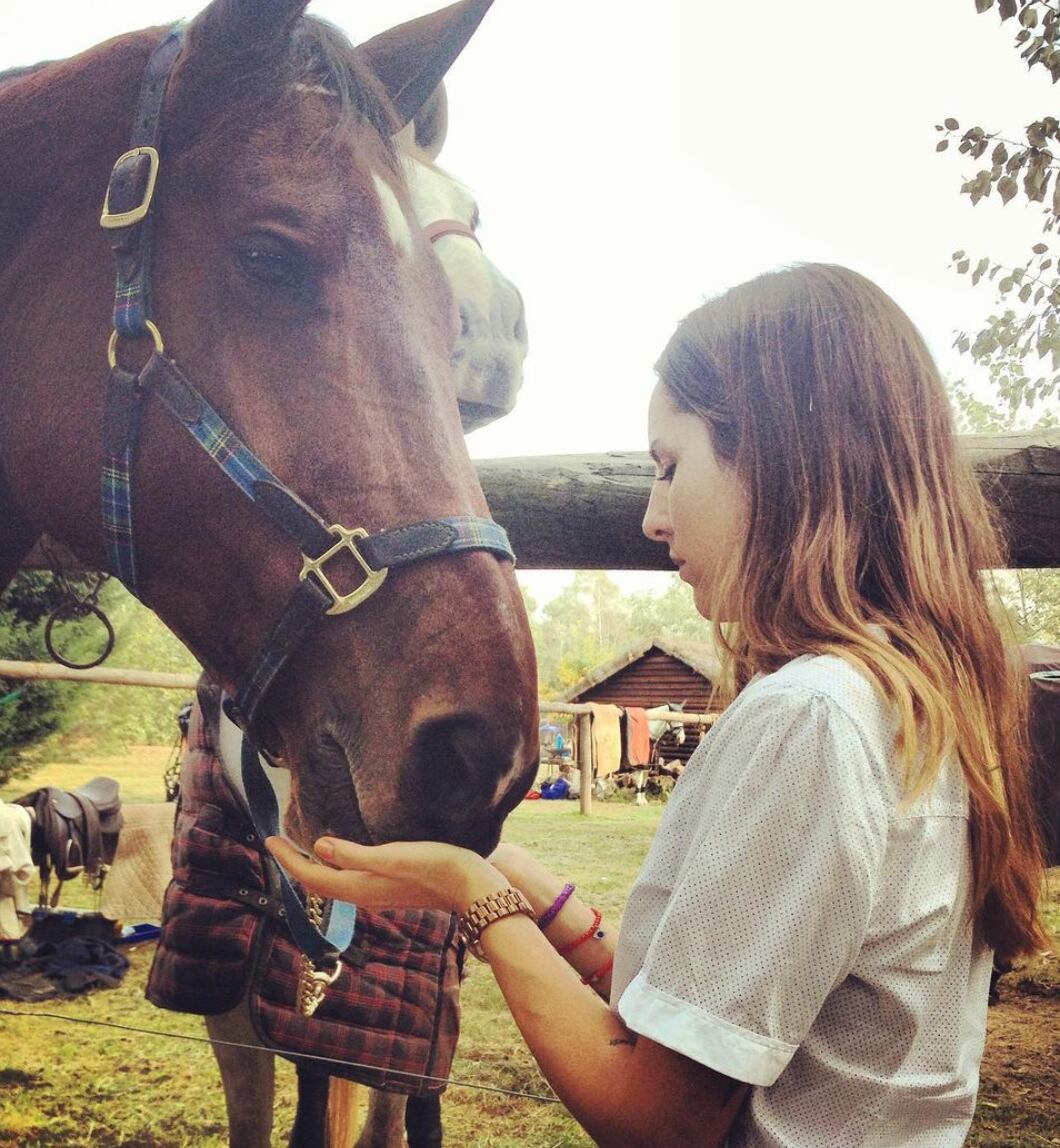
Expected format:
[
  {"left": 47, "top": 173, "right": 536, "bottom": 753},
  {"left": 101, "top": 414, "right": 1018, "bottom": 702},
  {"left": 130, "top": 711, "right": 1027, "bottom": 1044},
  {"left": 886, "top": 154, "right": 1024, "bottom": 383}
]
[
  {"left": 397, "top": 89, "right": 528, "bottom": 432},
  {"left": 0, "top": 0, "right": 538, "bottom": 854}
]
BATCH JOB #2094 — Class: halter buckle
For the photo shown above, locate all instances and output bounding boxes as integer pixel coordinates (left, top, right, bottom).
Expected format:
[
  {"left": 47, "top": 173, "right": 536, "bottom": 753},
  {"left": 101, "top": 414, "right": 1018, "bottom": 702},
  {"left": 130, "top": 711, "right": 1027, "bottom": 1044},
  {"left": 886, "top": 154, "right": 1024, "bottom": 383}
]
[
  {"left": 100, "top": 146, "right": 161, "bottom": 229},
  {"left": 300, "top": 525, "right": 388, "bottom": 615}
]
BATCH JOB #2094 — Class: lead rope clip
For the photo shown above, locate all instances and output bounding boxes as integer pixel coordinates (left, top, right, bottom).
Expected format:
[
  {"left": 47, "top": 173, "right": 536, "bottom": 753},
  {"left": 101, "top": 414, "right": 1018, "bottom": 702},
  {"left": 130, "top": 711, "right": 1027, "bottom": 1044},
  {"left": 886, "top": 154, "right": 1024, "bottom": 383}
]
[{"left": 296, "top": 894, "right": 343, "bottom": 1016}]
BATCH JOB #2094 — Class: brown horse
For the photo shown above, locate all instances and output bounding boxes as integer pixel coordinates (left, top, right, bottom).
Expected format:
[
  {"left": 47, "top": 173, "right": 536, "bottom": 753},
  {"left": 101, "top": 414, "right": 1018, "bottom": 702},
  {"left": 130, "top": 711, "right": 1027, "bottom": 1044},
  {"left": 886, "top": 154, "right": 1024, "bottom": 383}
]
[
  {"left": 204, "top": 74, "right": 531, "bottom": 1148},
  {"left": 0, "top": 0, "right": 538, "bottom": 861}
]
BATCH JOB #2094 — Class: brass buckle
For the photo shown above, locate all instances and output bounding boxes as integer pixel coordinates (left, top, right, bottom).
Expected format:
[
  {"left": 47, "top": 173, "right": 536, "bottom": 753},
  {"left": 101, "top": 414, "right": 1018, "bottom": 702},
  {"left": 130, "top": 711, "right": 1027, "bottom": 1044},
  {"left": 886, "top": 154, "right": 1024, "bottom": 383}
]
[
  {"left": 107, "top": 320, "right": 165, "bottom": 369},
  {"left": 100, "top": 146, "right": 160, "bottom": 229},
  {"left": 300, "top": 525, "right": 388, "bottom": 616}
]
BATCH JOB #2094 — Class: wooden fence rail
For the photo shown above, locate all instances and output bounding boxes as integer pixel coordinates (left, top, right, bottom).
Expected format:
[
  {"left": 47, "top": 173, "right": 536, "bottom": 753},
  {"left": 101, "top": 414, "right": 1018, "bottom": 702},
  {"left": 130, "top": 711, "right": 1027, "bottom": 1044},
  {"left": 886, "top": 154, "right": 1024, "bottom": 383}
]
[
  {"left": 475, "top": 433, "right": 1060, "bottom": 570},
  {"left": 22, "top": 432, "right": 1060, "bottom": 573},
  {"left": 0, "top": 662, "right": 717, "bottom": 817}
]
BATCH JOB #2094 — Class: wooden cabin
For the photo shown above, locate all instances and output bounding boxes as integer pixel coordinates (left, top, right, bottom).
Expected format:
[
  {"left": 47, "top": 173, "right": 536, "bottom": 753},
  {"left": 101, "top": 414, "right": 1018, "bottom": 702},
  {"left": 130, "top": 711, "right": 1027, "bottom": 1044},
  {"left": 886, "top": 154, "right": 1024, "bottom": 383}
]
[{"left": 557, "top": 637, "right": 724, "bottom": 766}]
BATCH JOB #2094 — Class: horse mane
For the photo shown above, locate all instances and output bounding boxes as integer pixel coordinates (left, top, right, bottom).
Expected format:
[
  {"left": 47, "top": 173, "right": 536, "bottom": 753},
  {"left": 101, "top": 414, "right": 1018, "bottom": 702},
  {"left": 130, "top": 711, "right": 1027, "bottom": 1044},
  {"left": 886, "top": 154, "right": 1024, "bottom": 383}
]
[
  {"left": 289, "top": 16, "right": 398, "bottom": 150},
  {"left": 0, "top": 60, "right": 53, "bottom": 89}
]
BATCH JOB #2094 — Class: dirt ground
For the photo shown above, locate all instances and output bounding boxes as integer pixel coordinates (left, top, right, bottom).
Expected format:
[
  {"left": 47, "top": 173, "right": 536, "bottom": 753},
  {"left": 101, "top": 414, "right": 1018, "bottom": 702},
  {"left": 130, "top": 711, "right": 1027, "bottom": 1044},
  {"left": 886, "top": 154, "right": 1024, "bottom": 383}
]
[{"left": 971, "top": 948, "right": 1060, "bottom": 1147}]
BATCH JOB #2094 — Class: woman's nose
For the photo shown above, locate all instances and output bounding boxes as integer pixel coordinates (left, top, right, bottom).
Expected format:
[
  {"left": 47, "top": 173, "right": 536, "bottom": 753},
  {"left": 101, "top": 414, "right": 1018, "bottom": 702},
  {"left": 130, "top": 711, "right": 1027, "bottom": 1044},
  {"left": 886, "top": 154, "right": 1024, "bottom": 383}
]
[{"left": 642, "top": 483, "right": 670, "bottom": 542}]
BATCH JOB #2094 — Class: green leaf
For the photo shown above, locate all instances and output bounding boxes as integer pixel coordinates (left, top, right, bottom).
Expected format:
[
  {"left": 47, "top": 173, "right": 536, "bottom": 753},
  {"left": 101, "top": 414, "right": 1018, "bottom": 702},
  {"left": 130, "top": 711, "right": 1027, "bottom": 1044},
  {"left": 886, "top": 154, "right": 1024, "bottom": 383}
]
[
  {"left": 957, "top": 259, "right": 971, "bottom": 274},
  {"left": 998, "top": 0, "right": 1017, "bottom": 20},
  {"left": 992, "top": 142, "right": 1009, "bottom": 164},
  {"left": 1020, "top": 4, "right": 1039, "bottom": 28},
  {"left": 1033, "top": 242, "right": 1050, "bottom": 254},
  {"left": 999, "top": 175, "right": 1019, "bottom": 203},
  {"left": 936, "top": 139, "right": 949, "bottom": 152},
  {"left": 974, "top": 0, "right": 994, "bottom": 12},
  {"left": 944, "top": 116, "right": 960, "bottom": 130}
]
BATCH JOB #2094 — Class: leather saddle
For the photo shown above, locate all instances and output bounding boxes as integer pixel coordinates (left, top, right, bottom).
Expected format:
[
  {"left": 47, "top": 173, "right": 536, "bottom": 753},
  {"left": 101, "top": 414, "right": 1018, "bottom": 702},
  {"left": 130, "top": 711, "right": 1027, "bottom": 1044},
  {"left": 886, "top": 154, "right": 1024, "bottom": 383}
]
[{"left": 14, "top": 777, "right": 124, "bottom": 905}]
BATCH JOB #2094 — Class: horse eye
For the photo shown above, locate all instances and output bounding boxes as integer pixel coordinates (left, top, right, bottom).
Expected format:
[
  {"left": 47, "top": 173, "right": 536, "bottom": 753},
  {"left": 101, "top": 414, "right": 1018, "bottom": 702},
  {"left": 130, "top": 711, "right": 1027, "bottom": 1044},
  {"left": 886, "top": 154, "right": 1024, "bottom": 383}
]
[{"left": 237, "top": 237, "right": 305, "bottom": 290}]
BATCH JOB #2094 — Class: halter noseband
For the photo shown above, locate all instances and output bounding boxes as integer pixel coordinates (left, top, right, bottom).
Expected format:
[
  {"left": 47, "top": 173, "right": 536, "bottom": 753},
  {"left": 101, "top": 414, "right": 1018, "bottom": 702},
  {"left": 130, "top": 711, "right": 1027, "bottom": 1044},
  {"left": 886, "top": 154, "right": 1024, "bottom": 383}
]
[{"left": 98, "top": 27, "right": 514, "bottom": 975}]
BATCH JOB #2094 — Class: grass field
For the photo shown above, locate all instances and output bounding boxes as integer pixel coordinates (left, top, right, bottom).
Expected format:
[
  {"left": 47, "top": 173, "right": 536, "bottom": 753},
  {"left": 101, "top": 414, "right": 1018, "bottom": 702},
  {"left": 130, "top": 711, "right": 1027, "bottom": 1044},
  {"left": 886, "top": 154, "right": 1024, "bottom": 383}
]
[{"left": 2, "top": 752, "right": 1058, "bottom": 1147}]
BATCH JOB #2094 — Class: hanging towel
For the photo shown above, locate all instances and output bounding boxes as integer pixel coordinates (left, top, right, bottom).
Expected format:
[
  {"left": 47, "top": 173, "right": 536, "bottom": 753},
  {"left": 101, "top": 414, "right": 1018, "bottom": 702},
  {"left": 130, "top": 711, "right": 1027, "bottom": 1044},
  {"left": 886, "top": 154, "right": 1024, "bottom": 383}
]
[
  {"left": 622, "top": 707, "right": 651, "bottom": 767},
  {"left": 587, "top": 703, "right": 622, "bottom": 778}
]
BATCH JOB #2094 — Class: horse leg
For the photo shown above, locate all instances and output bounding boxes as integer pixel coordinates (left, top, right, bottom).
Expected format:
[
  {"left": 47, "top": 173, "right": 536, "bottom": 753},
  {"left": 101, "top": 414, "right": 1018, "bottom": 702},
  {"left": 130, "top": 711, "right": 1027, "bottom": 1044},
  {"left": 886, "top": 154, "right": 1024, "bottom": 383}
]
[
  {"left": 205, "top": 1003, "right": 275, "bottom": 1148},
  {"left": 289, "top": 1066, "right": 330, "bottom": 1148},
  {"left": 326, "top": 1078, "right": 362, "bottom": 1148},
  {"left": 405, "top": 1095, "right": 444, "bottom": 1148},
  {"left": 353, "top": 1089, "right": 407, "bottom": 1148}
]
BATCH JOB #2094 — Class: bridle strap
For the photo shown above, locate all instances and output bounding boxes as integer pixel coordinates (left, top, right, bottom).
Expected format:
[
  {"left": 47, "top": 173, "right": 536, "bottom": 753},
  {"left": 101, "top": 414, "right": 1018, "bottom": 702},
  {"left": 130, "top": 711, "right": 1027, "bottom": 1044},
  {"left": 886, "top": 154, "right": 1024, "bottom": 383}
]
[
  {"left": 97, "top": 27, "right": 516, "bottom": 971},
  {"left": 103, "top": 25, "right": 185, "bottom": 338},
  {"left": 237, "top": 725, "right": 358, "bottom": 963},
  {"left": 424, "top": 218, "right": 481, "bottom": 248}
]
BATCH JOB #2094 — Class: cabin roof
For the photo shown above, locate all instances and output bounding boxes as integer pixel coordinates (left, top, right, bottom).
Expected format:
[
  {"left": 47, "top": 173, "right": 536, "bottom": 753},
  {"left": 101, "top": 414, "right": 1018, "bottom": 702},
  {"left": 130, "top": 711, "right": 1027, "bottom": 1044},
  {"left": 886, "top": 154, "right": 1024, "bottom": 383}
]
[{"left": 556, "top": 636, "right": 722, "bottom": 703}]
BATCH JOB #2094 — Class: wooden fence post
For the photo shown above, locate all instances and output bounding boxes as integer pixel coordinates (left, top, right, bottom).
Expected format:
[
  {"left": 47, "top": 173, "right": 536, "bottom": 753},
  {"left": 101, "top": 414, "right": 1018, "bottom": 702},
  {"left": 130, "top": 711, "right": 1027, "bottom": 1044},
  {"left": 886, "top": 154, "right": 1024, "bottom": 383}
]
[{"left": 577, "top": 711, "right": 593, "bottom": 817}]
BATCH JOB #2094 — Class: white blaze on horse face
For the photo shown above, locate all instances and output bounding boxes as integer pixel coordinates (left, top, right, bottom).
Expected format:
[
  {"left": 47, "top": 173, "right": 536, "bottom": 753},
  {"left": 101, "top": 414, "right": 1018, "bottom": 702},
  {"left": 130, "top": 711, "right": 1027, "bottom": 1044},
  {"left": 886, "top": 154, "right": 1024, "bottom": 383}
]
[{"left": 371, "top": 173, "right": 414, "bottom": 255}]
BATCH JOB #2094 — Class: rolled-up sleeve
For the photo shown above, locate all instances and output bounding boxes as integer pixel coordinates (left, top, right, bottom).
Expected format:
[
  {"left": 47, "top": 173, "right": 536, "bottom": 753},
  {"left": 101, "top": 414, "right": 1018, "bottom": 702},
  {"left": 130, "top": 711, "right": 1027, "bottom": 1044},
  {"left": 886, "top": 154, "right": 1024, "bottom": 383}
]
[{"left": 617, "top": 687, "right": 889, "bottom": 1086}]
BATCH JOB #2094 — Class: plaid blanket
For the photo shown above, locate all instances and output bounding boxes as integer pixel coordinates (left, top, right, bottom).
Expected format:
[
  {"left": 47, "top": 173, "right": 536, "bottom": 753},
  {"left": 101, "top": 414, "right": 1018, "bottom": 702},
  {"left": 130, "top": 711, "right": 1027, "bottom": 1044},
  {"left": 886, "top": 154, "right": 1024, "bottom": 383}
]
[{"left": 146, "top": 694, "right": 461, "bottom": 1096}]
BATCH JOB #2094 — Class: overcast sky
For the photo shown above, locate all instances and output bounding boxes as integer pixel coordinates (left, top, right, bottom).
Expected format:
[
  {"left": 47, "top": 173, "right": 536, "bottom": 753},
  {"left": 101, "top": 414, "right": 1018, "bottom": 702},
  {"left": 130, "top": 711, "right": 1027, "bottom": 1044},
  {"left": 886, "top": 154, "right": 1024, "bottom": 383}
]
[{"left": 5, "top": 2, "right": 1052, "bottom": 601}]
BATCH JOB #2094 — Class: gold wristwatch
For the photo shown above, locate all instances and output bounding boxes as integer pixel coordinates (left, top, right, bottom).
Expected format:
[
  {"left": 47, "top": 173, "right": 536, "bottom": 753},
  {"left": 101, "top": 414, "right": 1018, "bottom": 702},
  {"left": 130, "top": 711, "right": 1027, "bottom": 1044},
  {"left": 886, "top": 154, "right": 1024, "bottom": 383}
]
[{"left": 458, "top": 887, "right": 536, "bottom": 960}]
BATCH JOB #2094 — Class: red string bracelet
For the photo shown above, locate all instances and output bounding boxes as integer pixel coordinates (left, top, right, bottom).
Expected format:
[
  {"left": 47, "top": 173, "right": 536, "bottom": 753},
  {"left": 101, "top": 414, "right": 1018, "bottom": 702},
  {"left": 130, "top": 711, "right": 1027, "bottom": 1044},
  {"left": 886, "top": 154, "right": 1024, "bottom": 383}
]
[
  {"left": 581, "top": 955, "right": 615, "bottom": 986},
  {"left": 558, "top": 907, "right": 603, "bottom": 957}
]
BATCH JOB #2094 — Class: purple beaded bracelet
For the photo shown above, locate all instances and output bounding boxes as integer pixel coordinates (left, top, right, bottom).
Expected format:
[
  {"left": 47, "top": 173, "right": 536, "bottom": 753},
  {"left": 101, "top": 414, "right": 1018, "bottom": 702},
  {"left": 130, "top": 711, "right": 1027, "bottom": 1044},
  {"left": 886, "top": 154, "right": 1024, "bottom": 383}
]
[{"left": 538, "top": 882, "right": 576, "bottom": 931}]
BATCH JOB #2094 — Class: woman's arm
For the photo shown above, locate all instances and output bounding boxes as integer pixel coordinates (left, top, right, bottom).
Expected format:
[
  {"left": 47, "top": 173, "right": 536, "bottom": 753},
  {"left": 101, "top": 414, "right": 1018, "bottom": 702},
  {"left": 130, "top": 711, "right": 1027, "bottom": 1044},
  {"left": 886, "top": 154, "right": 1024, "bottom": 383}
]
[{"left": 267, "top": 836, "right": 747, "bottom": 1148}]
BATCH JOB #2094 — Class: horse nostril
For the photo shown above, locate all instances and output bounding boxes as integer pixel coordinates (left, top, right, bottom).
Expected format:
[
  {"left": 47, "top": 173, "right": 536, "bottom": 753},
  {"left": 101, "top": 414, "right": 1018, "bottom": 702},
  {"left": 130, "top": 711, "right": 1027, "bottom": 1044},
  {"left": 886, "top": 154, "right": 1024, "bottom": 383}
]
[{"left": 405, "top": 716, "right": 518, "bottom": 849}]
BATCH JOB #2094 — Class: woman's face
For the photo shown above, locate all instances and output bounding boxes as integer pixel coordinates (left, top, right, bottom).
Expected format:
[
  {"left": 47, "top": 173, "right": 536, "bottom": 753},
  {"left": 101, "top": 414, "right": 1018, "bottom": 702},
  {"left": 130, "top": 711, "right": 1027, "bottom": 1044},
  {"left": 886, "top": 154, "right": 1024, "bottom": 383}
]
[{"left": 642, "top": 383, "right": 748, "bottom": 619}]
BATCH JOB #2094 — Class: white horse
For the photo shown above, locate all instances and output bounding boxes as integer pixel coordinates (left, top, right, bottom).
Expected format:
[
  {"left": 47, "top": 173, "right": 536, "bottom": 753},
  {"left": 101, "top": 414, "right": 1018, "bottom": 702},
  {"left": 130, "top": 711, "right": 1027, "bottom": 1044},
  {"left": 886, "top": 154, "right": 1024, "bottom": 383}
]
[{"left": 205, "top": 73, "right": 528, "bottom": 1148}]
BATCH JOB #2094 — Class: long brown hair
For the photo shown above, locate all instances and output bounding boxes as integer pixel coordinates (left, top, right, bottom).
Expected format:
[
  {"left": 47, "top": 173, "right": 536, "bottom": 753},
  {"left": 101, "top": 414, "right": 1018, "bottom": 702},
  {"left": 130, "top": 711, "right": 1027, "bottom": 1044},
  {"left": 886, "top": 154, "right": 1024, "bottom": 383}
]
[{"left": 657, "top": 263, "right": 1047, "bottom": 963}]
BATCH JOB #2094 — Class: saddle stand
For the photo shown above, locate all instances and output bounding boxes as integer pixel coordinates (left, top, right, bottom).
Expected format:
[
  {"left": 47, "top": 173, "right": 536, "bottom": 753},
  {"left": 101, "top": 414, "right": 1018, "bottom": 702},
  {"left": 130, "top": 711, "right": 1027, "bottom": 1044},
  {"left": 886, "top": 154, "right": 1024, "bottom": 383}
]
[{"left": 15, "top": 777, "right": 124, "bottom": 907}]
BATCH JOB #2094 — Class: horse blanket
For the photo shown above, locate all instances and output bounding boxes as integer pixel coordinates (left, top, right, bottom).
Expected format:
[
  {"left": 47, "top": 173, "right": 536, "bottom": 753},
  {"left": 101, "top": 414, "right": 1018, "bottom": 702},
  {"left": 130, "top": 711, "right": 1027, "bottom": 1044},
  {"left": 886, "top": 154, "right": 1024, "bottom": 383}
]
[{"left": 147, "top": 694, "right": 461, "bottom": 1096}]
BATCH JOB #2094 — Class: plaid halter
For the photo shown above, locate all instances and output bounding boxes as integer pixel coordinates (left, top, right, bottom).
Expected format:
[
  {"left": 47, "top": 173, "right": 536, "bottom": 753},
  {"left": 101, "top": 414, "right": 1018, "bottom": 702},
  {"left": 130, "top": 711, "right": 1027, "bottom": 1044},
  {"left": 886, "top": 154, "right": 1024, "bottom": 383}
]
[{"left": 99, "top": 27, "right": 515, "bottom": 973}]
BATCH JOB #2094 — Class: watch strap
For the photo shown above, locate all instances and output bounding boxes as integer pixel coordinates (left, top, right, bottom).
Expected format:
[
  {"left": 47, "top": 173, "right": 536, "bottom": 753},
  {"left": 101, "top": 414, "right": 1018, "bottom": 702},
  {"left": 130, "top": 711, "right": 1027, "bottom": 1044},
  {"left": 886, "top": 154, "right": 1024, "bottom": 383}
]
[{"left": 458, "top": 887, "right": 535, "bottom": 960}]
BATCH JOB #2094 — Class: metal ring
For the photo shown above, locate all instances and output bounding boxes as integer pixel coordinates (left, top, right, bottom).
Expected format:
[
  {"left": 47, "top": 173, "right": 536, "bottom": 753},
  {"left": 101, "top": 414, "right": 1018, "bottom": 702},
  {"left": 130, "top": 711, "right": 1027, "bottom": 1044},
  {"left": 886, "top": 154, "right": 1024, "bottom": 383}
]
[
  {"left": 107, "top": 320, "right": 165, "bottom": 369},
  {"left": 44, "top": 602, "right": 116, "bottom": 671}
]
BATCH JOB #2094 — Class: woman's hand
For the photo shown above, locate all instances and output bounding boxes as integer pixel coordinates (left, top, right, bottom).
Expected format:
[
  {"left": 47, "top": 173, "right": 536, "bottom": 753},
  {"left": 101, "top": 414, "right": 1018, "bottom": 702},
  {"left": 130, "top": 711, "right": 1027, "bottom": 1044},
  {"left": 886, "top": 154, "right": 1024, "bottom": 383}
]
[{"left": 265, "top": 836, "right": 508, "bottom": 914}]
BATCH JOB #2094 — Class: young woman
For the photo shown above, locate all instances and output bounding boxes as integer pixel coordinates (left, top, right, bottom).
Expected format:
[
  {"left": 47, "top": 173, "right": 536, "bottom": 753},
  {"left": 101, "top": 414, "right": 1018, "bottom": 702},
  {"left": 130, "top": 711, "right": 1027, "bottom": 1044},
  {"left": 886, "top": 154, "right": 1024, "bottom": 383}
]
[{"left": 269, "top": 263, "right": 1048, "bottom": 1147}]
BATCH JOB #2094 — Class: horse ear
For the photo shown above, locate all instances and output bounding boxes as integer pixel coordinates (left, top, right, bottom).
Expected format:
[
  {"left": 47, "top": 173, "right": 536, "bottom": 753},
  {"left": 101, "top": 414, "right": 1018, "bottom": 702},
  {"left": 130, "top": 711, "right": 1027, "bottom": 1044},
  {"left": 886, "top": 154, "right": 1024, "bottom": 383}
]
[
  {"left": 354, "top": 0, "right": 492, "bottom": 131},
  {"left": 413, "top": 85, "right": 449, "bottom": 158}
]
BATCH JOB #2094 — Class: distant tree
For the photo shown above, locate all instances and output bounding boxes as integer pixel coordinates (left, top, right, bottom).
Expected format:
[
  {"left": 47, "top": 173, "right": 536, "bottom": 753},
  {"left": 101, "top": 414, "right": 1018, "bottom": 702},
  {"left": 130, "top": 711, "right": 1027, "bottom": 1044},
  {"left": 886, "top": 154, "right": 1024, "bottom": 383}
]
[
  {"left": 628, "top": 578, "right": 709, "bottom": 644},
  {"left": 530, "top": 571, "right": 629, "bottom": 696},
  {"left": 938, "top": 0, "right": 1060, "bottom": 418},
  {"left": 0, "top": 573, "right": 71, "bottom": 784}
]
